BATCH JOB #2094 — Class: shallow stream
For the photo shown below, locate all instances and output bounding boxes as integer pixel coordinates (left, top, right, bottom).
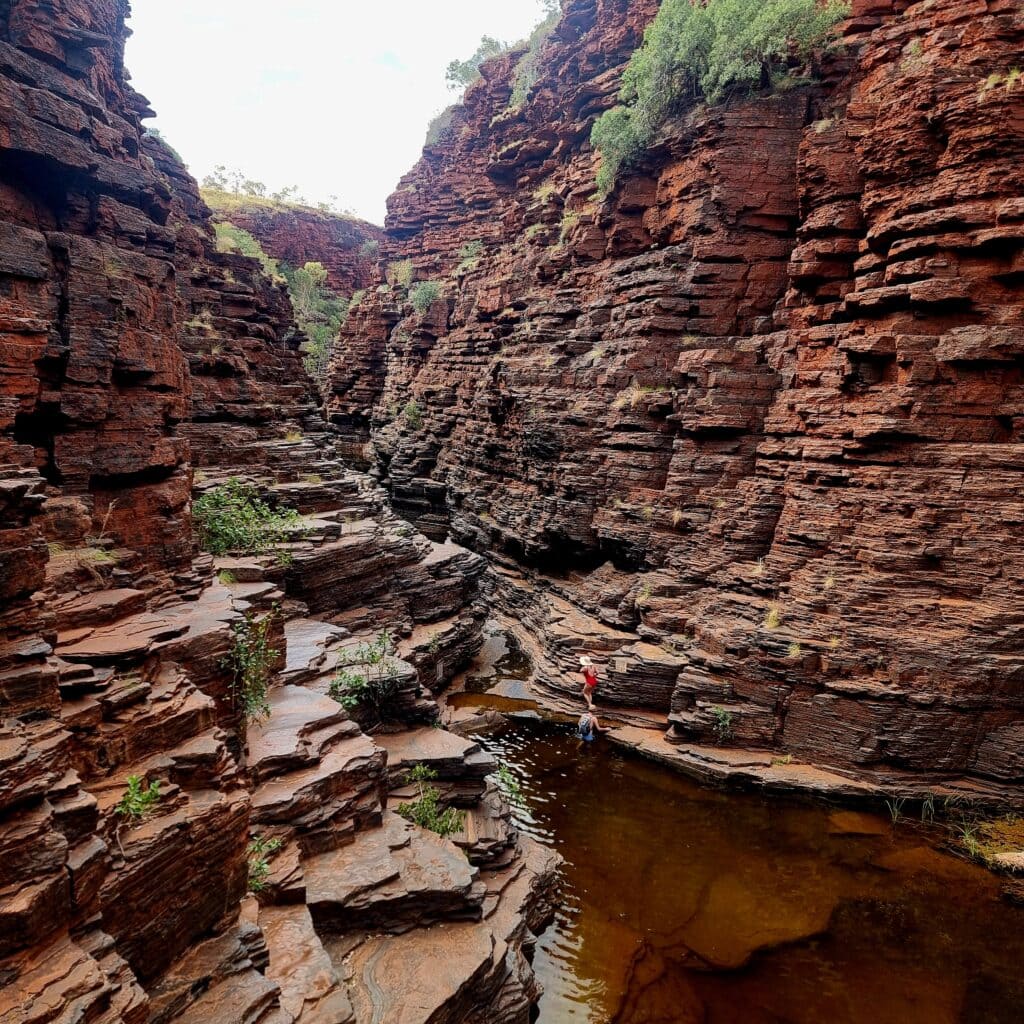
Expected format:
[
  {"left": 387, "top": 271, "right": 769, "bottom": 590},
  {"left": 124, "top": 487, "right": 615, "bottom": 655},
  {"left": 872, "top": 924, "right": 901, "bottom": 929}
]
[{"left": 453, "top": 628, "right": 1024, "bottom": 1023}]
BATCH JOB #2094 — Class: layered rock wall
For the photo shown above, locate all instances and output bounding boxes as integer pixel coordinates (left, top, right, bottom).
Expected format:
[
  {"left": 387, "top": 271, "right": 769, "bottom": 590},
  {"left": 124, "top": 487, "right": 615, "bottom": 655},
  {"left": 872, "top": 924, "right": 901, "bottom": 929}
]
[
  {"left": 0, "top": 3, "right": 554, "bottom": 1022},
  {"left": 207, "top": 200, "right": 385, "bottom": 294},
  {"left": 327, "top": 0, "right": 1024, "bottom": 791}
]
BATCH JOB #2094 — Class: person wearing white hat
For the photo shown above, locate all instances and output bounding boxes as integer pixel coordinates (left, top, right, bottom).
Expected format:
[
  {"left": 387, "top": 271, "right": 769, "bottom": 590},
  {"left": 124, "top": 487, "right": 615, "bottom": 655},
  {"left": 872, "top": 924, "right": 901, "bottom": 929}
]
[{"left": 579, "top": 655, "right": 598, "bottom": 708}]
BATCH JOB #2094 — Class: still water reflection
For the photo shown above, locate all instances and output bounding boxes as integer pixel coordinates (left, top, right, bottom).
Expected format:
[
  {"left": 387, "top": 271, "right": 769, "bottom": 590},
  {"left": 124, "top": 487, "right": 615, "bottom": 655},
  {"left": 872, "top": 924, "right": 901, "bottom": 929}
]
[{"left": 480, "top": 722, "right": 1024, "bottom": 1024}]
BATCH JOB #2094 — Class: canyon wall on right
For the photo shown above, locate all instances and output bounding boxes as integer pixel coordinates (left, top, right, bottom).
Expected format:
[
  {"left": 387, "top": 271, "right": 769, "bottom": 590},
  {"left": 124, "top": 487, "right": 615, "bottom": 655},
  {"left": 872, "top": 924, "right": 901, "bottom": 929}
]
[{"left": 327, "top": 0, "right": 1024, "bottom": 792}]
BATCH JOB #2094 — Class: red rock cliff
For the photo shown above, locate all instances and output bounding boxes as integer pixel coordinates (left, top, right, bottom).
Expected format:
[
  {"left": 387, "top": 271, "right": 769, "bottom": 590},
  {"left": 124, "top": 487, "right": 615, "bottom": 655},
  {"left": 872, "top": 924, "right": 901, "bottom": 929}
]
[
  {"left": 0, "top": 3, "right": 554, "bottom": 1021},
  {"left": 205, "top": 198, "right": 385, "bottom": 295},
  {"left": 327, "top": 0, "right": 1024, "bottom": 793}
]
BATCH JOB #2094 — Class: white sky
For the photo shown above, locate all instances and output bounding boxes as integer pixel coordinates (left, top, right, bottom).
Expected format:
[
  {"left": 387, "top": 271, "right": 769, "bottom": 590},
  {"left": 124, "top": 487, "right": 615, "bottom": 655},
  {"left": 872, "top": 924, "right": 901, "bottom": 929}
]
[{"left": 125, "top": 0, "right": 550, "bottom": 224}]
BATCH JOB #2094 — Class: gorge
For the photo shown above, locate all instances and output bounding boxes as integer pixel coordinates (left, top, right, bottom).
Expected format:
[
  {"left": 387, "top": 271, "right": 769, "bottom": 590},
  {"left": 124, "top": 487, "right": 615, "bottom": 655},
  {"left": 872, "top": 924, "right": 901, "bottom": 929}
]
[{"left": 1, "top": 1, "right": 1023, "bottom": 1023}]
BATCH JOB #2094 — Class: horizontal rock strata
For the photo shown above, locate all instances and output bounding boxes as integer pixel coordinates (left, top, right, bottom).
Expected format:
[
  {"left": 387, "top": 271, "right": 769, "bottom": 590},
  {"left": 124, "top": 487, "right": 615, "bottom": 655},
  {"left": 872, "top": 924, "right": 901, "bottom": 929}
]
[
  {"left": 326, "top": 0, "right": 1024, "bottom": 797},
  {"left": 0, "top": 2, "right": 559, "bottom": 1022}
]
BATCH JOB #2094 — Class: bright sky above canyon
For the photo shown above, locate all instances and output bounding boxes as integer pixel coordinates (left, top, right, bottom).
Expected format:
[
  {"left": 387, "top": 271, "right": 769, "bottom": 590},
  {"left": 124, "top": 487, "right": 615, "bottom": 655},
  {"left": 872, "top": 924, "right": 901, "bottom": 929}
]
[{"left": 126, "top": 0, "right": 551, "bottom": 225}]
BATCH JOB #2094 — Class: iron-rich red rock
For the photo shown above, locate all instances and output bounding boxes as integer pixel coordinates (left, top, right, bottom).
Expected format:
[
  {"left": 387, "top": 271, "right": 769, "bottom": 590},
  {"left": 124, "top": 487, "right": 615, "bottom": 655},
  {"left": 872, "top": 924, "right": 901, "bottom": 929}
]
[{"left": 326, "top": 0, "right": 1024, "bottom": 793}]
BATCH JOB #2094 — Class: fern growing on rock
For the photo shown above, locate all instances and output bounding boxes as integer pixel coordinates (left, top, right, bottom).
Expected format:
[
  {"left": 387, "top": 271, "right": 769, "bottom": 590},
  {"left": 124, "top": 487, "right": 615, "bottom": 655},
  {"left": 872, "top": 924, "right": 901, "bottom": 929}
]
[{"left": 224, "top": 610, "right": 279, "bottom": 722}]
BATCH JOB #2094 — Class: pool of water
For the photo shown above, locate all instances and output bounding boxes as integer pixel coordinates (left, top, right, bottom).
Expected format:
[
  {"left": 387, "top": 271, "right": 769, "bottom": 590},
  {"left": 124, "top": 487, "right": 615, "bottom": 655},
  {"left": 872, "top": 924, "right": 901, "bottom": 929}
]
[{"left": 480, "top": 723, "right": 1024, "bottom": 1023}]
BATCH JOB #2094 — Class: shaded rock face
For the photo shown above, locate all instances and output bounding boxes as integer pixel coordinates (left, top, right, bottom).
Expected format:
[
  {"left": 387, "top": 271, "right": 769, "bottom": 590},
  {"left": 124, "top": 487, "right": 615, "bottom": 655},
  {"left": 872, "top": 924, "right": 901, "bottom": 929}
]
[
  {"left": 0, "top": 3, "right": 554, "bottom": 1023},
  {"left": 212, "top": 202, "right": 385, "bottom": 294},
  {"left": 326, "top": 0, "right": 1024, "bottom": 789}
]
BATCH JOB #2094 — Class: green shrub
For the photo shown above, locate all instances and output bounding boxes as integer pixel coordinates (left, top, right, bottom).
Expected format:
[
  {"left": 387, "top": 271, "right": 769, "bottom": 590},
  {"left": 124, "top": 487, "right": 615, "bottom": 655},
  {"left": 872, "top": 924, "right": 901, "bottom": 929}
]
[
  {"left": 328, "top": 631, "right": 401, "bottom": 721},
  {"left": 193, "top": 478, "right": 302, "bottom": 555},
  {"left": 388, "top": 259, "right": 415, "bottom": 288},
  {"left": 456, "top": 239, "right": 483, "bottom": 274},
  {"left": 115, "top": 775, "right": 161, "bottom": 822},
  {"left": 247, "top": 835, "right": 282, "bottom": 892},
  {"left": 224, "top": 610, "right": 278, "bottom": 722},
  {"left": 509, "top": 5, "right": 560, "bottom": 108},
  {"left": 710, "top": 705, "right": 733, "bottom": 741},
  {"left": 592, "top": 0, "right": 848, "bottom": 194},
  {"left": 349, "top": 289, "right": 366, "bottom": 309},
  {"left": 425, "top": 105, "right": 458, "bottom": 146},
  {"left": 280, "top": 261, "right": 349, "bottom": 384},
  {"left": 403, "top": 399, "right": 424, "bottom": 430},
  {"left": 494, "top": 762, "right": 525, "bottom": 808},
  {"left": 359, "top": 238, "right": 380, "bottom": 258},
  {"left": 410, "top": 280, "right": 441, "bottom": 314},
  {"left": 446, "top": 35, "right": 510, "bottom": 92},
  {"left": 398, "top": 764, "right": 466, "bottom": 838},
  {"left": 213, "top": 221, "right": 283, "bottom": 282}
]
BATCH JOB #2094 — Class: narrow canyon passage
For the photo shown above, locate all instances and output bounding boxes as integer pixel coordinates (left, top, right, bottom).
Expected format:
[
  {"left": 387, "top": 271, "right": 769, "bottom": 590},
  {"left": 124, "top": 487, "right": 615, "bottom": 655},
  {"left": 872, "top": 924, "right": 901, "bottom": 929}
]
[{"left": 2, "top": 0, "right": 1023, "bottom": 1022}]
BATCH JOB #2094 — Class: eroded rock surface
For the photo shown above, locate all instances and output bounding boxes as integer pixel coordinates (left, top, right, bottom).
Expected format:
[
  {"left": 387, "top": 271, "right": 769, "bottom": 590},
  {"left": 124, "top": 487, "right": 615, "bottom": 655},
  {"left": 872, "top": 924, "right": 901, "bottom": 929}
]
[
  {"left": 0, "top": 2, "right": 558, "bottom": 1021},
  {"left": 326, "top": 0, "right": 1024, "bottom": 795}
]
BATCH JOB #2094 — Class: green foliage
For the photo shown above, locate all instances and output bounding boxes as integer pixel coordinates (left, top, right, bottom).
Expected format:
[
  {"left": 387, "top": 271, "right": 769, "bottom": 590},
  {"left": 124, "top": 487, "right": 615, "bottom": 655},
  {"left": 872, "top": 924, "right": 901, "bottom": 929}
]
[
  {"left": 193, "top": 478, "right": 302, "bottom": 555},
  {"left": 558, "top": 209, "right": 580, "bottom": 245},
  {"left": 398, "top": 764, "right": 466, "bottom": 838},
  {"left": 279, "top": 260, "right": 349, "bottom": 384},
  {"left": 886, "top": 797, "right": 907, "bottom": 824},
  {"left": 425, "top": 105, "right": 458, "bottom": 146},
  {"left": 115, "top": 775, "right": 161, "bottom": 822},
  {"left": 456, "top": 239, "right": 484, "bottom": 274},
  {"left": 509, "top": 6, "right": 560, "bottom": 108},
  {"left": 410, "top": 280, "right": 441, "bottom": 314},
  {"left": 403, "top": 399, "right": 424, "bottom": 430},
  {"left": 710, "top": 705, "right": 733, "bottom": 741},
  {"left": 247, "top": 835, "right": 282, "bottom": 892},
  {"left": 328, "top": 631, "right": 401, "bottom": 722},
  {"left": 144, "top": 126, "right": 184, "bottom": 163},
  {"left": 446, "top": 35, "right": 510, "bottom": 92},
  {"left": 350, "top": 289, "right": 366, "bottom": 309},
  {"left": 213, "top": 221, "right": 283, "bottom": 281},
  {"left": 388, "top": 259, "right": 415, "bottom": 288},
  {"left": 201, "top": 171, "right": 358, "bottom": 218},
  {"left": 592, "top": 0, "right": 848, "bottom": 194},
  {"left": 359, "top": 238, "right": 380, "bottom": 259},
  {"left": 225, "top": 610, "right": 279, "bottom": 722},
  {"left": 591, "top": 107, "right": 646, "bottom": 197},
  {"left": 494, "top": 762, "right": 525, "bottom": 808}
]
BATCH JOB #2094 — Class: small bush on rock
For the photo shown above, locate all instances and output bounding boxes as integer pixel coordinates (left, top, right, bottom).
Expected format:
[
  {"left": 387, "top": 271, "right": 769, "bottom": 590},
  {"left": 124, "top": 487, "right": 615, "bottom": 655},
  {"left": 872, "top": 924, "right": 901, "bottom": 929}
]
[
  {"left": 193, "top": 478, "right": 302, "bottom": 555},
  {"left": 403, "top": 399, "right": 424, "bottom": 430},
  {"left": 711, "top": 705, "right": 733, "bottom": 741},
  {"left": 225, "top": 610, "right": 279, "bottom": 722},
  {"left": 388, "top": 259, "right": 415, "bottom": 288},
  {"left": 592, "top": 0, "right": 848, "bottom": 195},
  {"left": 115, "top": 775, "right": 161, "bottom": 822},
  {"left": 410, "top": 280, "right": 441, "bottom": 314},
  {"left": 328, "top": 631, "right": 401, "bottom": 721},
  {"left": 398, "top": 764, "right": 466, "bottom": 838},
  {"left": 247, "top": 835, "right": 282, "bottom": 892}
]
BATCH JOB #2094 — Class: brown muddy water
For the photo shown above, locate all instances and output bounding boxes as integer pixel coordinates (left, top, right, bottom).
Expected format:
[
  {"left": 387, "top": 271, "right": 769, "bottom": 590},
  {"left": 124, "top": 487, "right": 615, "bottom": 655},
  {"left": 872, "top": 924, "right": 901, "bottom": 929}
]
[{"left": 453, "top": 629, "right": 1024, "bottom": 1024}]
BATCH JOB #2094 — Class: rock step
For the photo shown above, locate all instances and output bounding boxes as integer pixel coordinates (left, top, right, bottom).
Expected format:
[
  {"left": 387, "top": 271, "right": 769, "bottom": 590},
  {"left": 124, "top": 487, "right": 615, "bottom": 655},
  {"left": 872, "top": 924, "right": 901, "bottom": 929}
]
[
  {"left": 246, "top": 684, "right": 358, "bottom": 784},
  {"left": 281, "top": 618, "right": 351, "bottom": 686},
  {"left": 328, "top": 922, "right": 502, "bottom": 1024},
  {"left": 304, "top": 812, "right": 484, "bottom": 933},
  {"left": 259, "top": 904, "right": 355, "bottom": 1024},
  {"left": 51, "top": 588, "right": 149, "bottom": 633},
  {"left": 375, "top": 728, "right": 496, "bottom": 801},
  {"left": 250, "top": 731, "right": 385, "bottom": 839}
]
